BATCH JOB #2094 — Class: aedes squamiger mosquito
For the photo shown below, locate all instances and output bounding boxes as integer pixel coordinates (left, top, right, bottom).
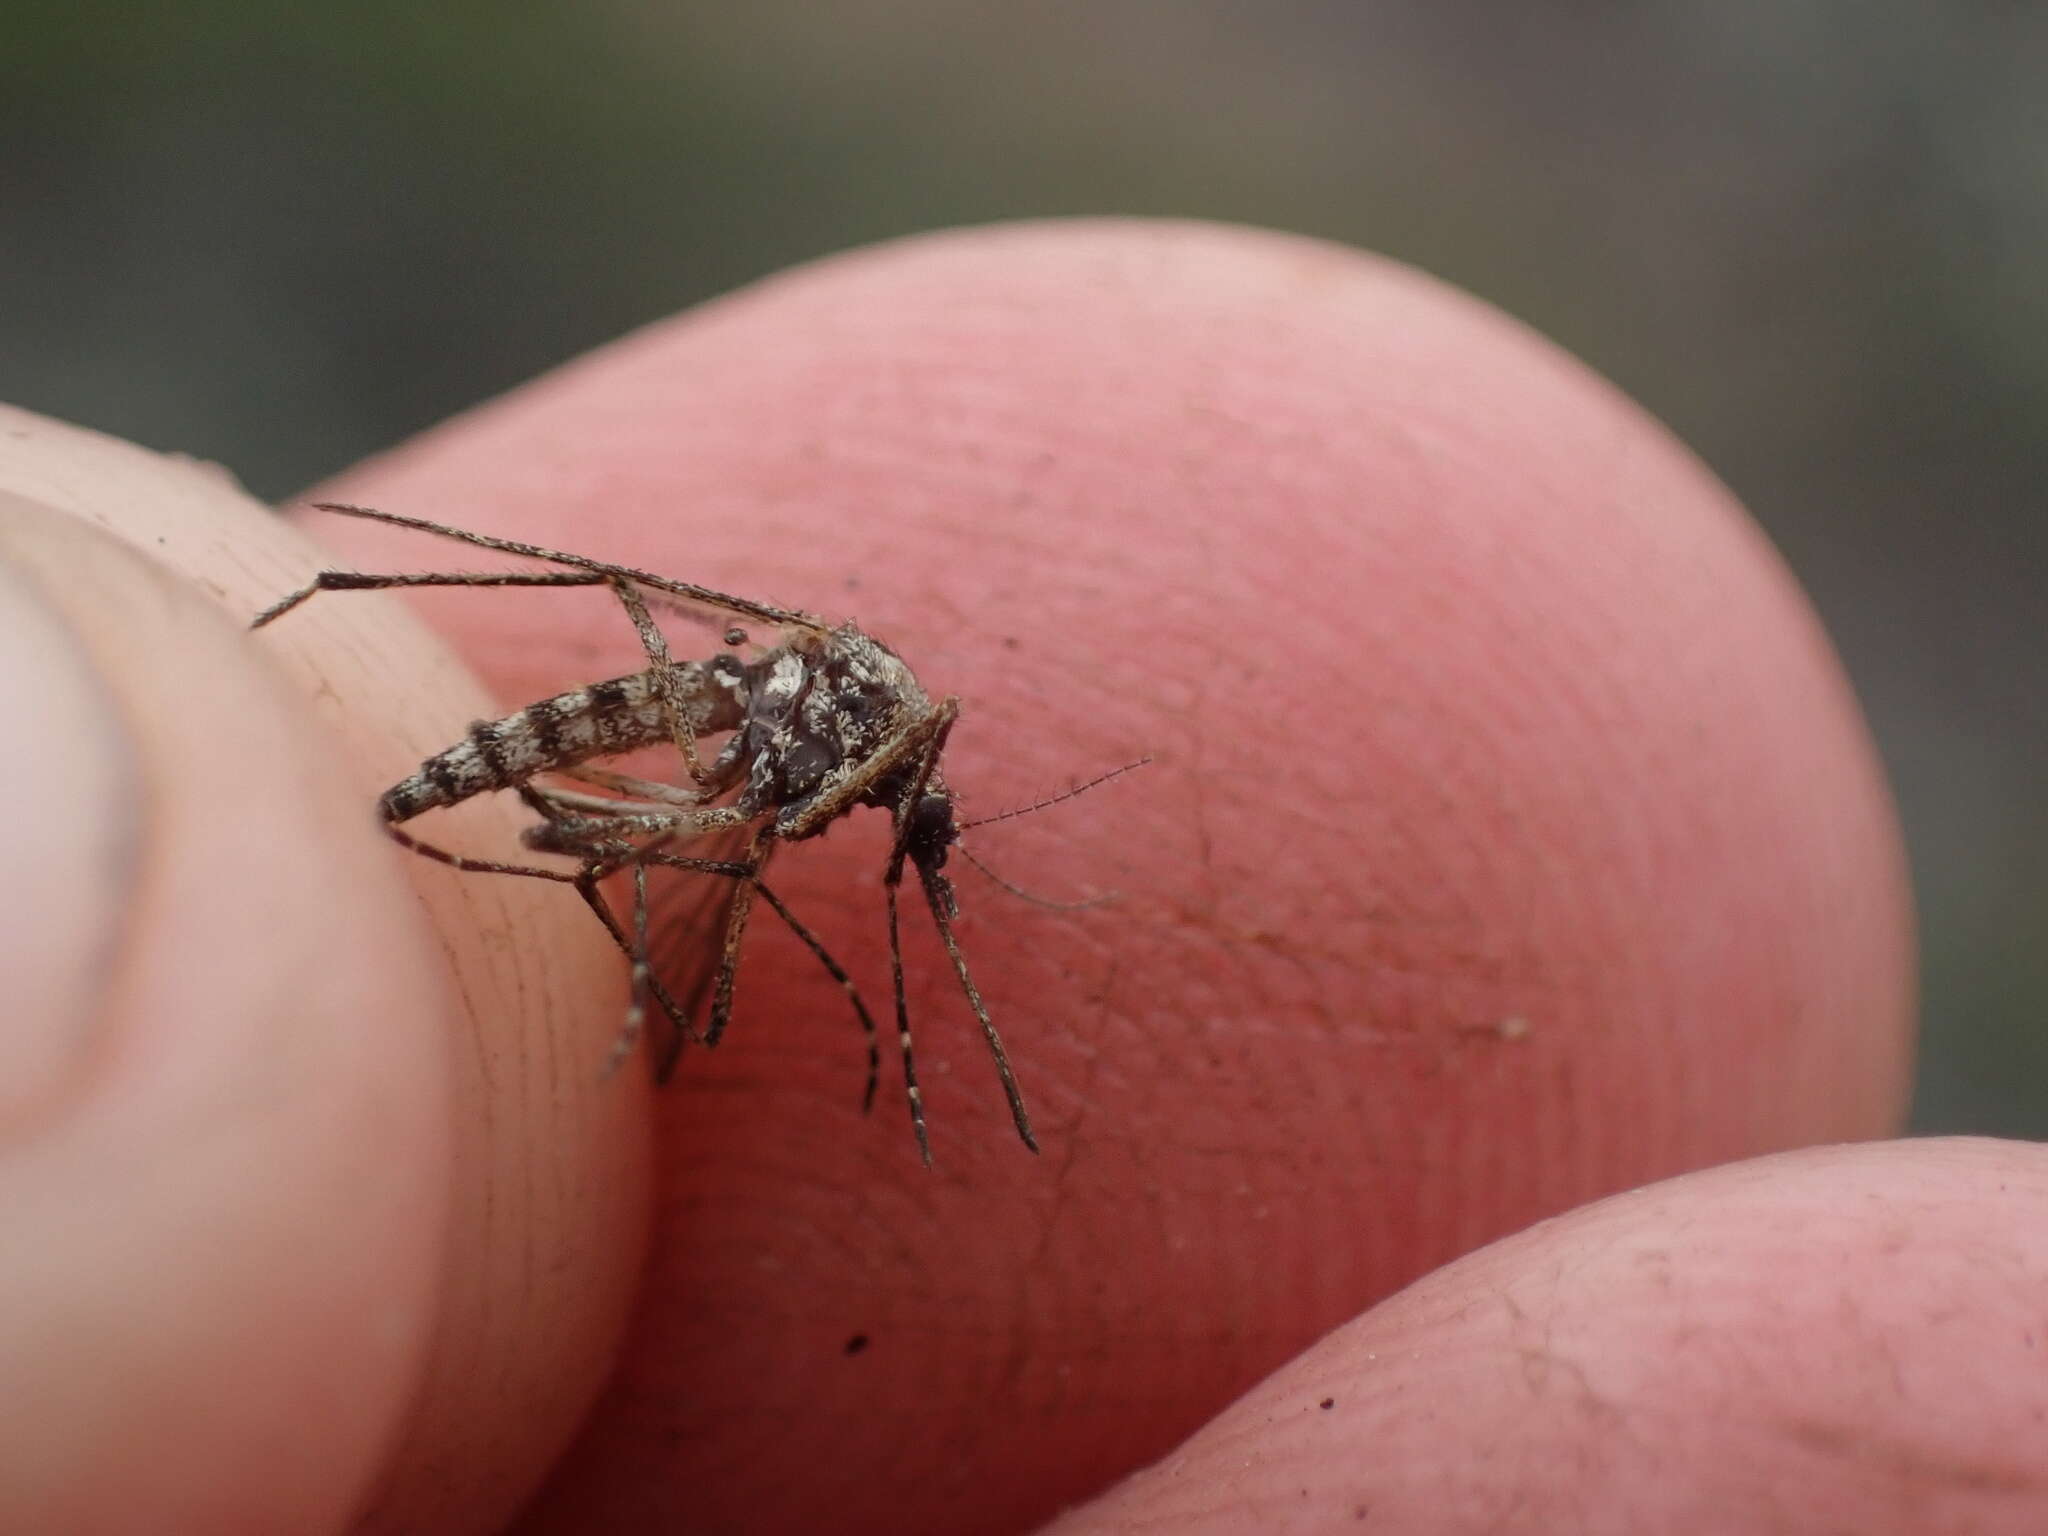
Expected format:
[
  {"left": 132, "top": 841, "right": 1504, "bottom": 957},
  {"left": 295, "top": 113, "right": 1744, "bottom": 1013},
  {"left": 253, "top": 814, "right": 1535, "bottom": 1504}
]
[{"left": 252, "top": 502, "right": 1142, "bottom": 1165}]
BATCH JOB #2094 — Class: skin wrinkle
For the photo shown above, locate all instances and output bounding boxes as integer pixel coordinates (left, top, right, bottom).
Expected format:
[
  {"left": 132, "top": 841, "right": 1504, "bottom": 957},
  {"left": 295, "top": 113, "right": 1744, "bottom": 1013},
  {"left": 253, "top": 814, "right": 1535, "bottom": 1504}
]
[{"left": 1778, "top": 1416, "right": 2041, "bottom": 1495}]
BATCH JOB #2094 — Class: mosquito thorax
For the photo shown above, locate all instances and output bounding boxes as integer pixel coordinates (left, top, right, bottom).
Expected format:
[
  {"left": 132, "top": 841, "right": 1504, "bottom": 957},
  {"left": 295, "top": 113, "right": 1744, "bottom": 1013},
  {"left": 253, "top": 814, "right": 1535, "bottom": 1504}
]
[{"left": 745, "top": 623, "right": 937, "bottom": 838}]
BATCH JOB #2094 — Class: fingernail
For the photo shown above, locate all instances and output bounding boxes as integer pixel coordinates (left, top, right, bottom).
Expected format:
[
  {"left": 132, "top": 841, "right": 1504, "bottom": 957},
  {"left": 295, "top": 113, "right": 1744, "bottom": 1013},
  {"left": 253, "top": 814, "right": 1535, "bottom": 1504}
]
[{"left": 0, "top": 553, "right": 138, "bottom": 1131}]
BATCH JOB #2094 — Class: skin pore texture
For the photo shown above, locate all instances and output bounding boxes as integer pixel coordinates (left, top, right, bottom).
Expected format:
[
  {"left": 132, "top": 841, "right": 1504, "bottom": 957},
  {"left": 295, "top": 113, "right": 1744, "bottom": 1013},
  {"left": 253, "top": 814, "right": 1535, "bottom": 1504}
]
[{"left": 3, "top": 221, "right": 2027, "bottom": 1536}]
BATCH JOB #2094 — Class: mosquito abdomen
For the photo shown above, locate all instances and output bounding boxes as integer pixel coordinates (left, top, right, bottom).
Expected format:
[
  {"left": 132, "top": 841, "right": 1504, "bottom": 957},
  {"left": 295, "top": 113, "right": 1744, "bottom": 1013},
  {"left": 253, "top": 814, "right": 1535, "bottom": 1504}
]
[{"left": 380, "top": 664, "right": 744, "bottom": 824}]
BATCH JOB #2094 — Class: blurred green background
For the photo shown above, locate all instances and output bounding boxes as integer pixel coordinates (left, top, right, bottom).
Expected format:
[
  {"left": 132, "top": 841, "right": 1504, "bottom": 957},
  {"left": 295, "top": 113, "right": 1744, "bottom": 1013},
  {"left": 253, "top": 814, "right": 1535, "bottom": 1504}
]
[{"left": 5, "top": 3, "right": 2040, "bottom": 1133}]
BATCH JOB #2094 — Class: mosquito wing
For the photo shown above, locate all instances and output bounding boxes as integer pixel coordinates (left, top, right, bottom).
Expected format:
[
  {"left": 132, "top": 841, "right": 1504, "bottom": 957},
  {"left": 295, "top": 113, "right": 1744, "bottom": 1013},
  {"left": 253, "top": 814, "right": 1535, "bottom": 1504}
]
[{"left": 643, "top": 820, "right": 772, "bottom": 1077}]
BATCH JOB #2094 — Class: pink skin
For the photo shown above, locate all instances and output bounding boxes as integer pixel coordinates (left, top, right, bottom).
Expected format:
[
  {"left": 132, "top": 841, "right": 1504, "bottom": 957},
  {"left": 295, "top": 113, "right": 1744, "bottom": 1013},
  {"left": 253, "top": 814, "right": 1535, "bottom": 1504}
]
[
  {"left": 3, "top": 221, "right": 2024, "bottom": 1535},
  {"left": 1046, "top": 1139, "right": 2048, "bottom": 1535}
]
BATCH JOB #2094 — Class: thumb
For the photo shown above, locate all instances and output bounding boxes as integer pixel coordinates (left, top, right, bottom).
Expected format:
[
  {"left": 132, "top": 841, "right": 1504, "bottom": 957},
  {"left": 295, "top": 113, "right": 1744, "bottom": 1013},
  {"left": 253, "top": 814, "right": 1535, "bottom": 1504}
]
[{"left": 0, "top": 492, "right": 448, "bottom": 1532}]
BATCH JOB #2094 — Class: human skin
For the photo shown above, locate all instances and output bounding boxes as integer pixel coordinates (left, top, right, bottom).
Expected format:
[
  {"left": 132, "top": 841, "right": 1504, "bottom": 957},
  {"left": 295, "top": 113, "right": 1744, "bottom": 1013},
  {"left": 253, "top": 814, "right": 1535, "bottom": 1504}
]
[{"left": 3, "top": 221, "right": 2036, "bottom": 1534}]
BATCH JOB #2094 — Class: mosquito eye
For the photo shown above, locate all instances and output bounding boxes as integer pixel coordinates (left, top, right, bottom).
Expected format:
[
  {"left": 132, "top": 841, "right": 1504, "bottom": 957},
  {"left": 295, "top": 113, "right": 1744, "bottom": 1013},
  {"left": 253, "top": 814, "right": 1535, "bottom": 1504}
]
[{"left": 908, "top": 794, "right": 956, "bottom": 860}]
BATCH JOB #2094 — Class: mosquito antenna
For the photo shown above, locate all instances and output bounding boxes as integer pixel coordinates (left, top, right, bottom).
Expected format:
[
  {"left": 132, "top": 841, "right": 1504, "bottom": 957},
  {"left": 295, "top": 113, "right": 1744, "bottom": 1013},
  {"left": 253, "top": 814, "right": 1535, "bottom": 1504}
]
[
  {"left": 957, "top": 844, "right": 1116, "bottom": 911},
  {"left": 956, "top": 757, "right": 1153, "bottom": 833}
]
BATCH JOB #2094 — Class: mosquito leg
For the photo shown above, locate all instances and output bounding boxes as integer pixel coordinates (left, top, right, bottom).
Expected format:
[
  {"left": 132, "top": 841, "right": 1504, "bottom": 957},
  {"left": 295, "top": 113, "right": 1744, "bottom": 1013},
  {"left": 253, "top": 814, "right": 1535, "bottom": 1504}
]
[
  {"left": 605, "top": 577, "right": 720, "bottom": 787},
  {"left": 705, "top": 843, "right": 763, "bottom": 1050},
  {"left": 252, "top": 569, "right": 612, "bottom": 628},
  {"left": 566, "top": 859, "right": 695, "bottom": 1056},
  {"left": 628, "top": 829, "right": 772, "bottom": 1051},
  {"left": 526, "top": 784, "right": 694, "bottom": 819},
  {"left": 516, "top": 780, "right": 576, "bottom": 821},
  {"left": 628, "top": 850, "right": 884, "bottom": 1113},
  {"left": 304, "top": 502, "right": 824, "bottom": 632},
  {"left": 516, "top": 785, "right": 686, "bottom": 1047},
  {"left": 501, "top": 785, "right": 706, "bottom": 1060},
  {"left": 379, "top": 801, "right": 700, "bottom": 1068},
  {"left": 748, "top": 878, "right": 883, "bottom": 1115},
  {"left": 603, "top": 862, "right": 653, "bottom": 1076},
  {"left": 515, "top": 781, "right": 639, "bottom": 847},
  {"left": 626, "top": 848, "right": 767, "bottom": 1081},
  {"left": 883, "top": 709, "right": 1038, "bottom": 1156},
  {"left": 551, "top": 763, "right": 713, "bottom": 806},
  {"left": 884, "top": 878, "right": 933, "bottom": 1168},
  {"left": 383, "top": 819, "right": 580, "bottom": 882},
  {"left": 920, "top": 860, "right": 1036, "bottom": 1153},
  {"left": 524, "top": 803, "right": 753, "bottom": 858},
  {"left": 876, "top": 709, "right": 949, "bottom": 1168}
]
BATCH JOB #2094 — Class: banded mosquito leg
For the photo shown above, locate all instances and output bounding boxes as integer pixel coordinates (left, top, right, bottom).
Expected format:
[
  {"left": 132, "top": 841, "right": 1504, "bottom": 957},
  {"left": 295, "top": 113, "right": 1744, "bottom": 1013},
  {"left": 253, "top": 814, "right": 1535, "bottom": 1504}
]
[
  {"left": 375, "top": 806, "right": 702, "bottom": 1072},
  {"left": 549, "top": 763, "right": 713, "bottom": 808},
  {"left": 566, "top": 860, "right": 696, "bottom": 1065},
  {"left": 511, "top": 784, "right": 701, "bottom": 1056},
  {"left": 527, "top": 804, "right": 770, "bottom": 1056},
  {"left": 885, "top": 706, "right": 1039, "bottom": 1156},
  {"left": 603, "top": 577, "right": 721, "bottom": 788},
  {"left": 919, "top": 865, "right": 1035, "bottom": 1154},
  {"left": 515, "top": 788, "right": 784, "bottom": 1074},
  {"left": 303, "top": 502, "right": 822, "bottom": 633},
  {"left": 750, "top": 880, "right": 883, "bottom": 1116},
  {"left": 642, "top": 861, "right": 886, "bottom": 1117},
  {"left": 609, "top": 828, "right": 764, "bottom": 1057},
  {"left": 610, "top": 861, "right": 653, "bottom": 1076},
  {"left": 580, "top": 852, "right": 764, "bottom": 1081},
  {"left": 382, "top": 819, "right": 581, "bottom": 883},
  {"left": 251, "top": 569, "right": 613, "bottom": 628},
  {"left": 883, "top": 878, "right": 933, "bottom": 1168},
  {"left": 704, "top": 841, "right": 763, "bottom": 1051}
]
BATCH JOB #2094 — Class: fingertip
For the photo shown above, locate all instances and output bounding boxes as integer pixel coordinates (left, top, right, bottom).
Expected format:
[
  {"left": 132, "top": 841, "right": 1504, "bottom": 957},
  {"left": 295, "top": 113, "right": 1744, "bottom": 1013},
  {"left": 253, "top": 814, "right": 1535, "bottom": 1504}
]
[
  {"left": 1055, "top": 1139, "right": 2048, "bottom": 1535},
  {"left": 326, "top": 213, "right": 1910, "bottom": 1171},
  {"left": 298, "top": 219, "right": 1913, "bottom": 1532}
]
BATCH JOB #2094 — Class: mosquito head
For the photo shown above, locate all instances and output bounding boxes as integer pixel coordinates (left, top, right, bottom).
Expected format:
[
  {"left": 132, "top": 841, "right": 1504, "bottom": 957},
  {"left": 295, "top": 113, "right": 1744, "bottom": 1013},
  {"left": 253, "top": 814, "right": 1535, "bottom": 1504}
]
[{"left": 905, "top": 789, "right": 958, "bottom": 875}]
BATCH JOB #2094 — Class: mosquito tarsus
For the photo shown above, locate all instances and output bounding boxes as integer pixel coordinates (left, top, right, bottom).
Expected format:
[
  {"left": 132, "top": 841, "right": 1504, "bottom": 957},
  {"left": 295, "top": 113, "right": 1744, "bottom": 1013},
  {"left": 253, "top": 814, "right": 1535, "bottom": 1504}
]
[{"left": 251, "top": 501, "right": 1138, "bottom": 1165}]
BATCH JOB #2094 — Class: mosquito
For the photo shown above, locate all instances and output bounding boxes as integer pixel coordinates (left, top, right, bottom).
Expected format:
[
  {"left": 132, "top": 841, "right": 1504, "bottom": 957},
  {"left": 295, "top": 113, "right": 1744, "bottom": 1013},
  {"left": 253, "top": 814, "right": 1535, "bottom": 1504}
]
[{"left": 252, "top": 502, "right": 1138, "bottom": 1163}]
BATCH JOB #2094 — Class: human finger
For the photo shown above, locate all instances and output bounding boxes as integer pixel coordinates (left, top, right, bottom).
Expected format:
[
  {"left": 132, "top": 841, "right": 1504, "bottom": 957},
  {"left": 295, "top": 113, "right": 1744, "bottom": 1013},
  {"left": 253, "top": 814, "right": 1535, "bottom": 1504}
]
[
  {"left": 0, "top": 435, "right": 452, "bottom": 1532},
  {"left": 302, "top": 219, "right": 1912, "bottom": 1534},
  {"left": 0, "top": 410, "right": 645, "bottom": 1536},
  {"left": 1050, "top": 1137, "right": 2048, "bottom": 1535}
]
